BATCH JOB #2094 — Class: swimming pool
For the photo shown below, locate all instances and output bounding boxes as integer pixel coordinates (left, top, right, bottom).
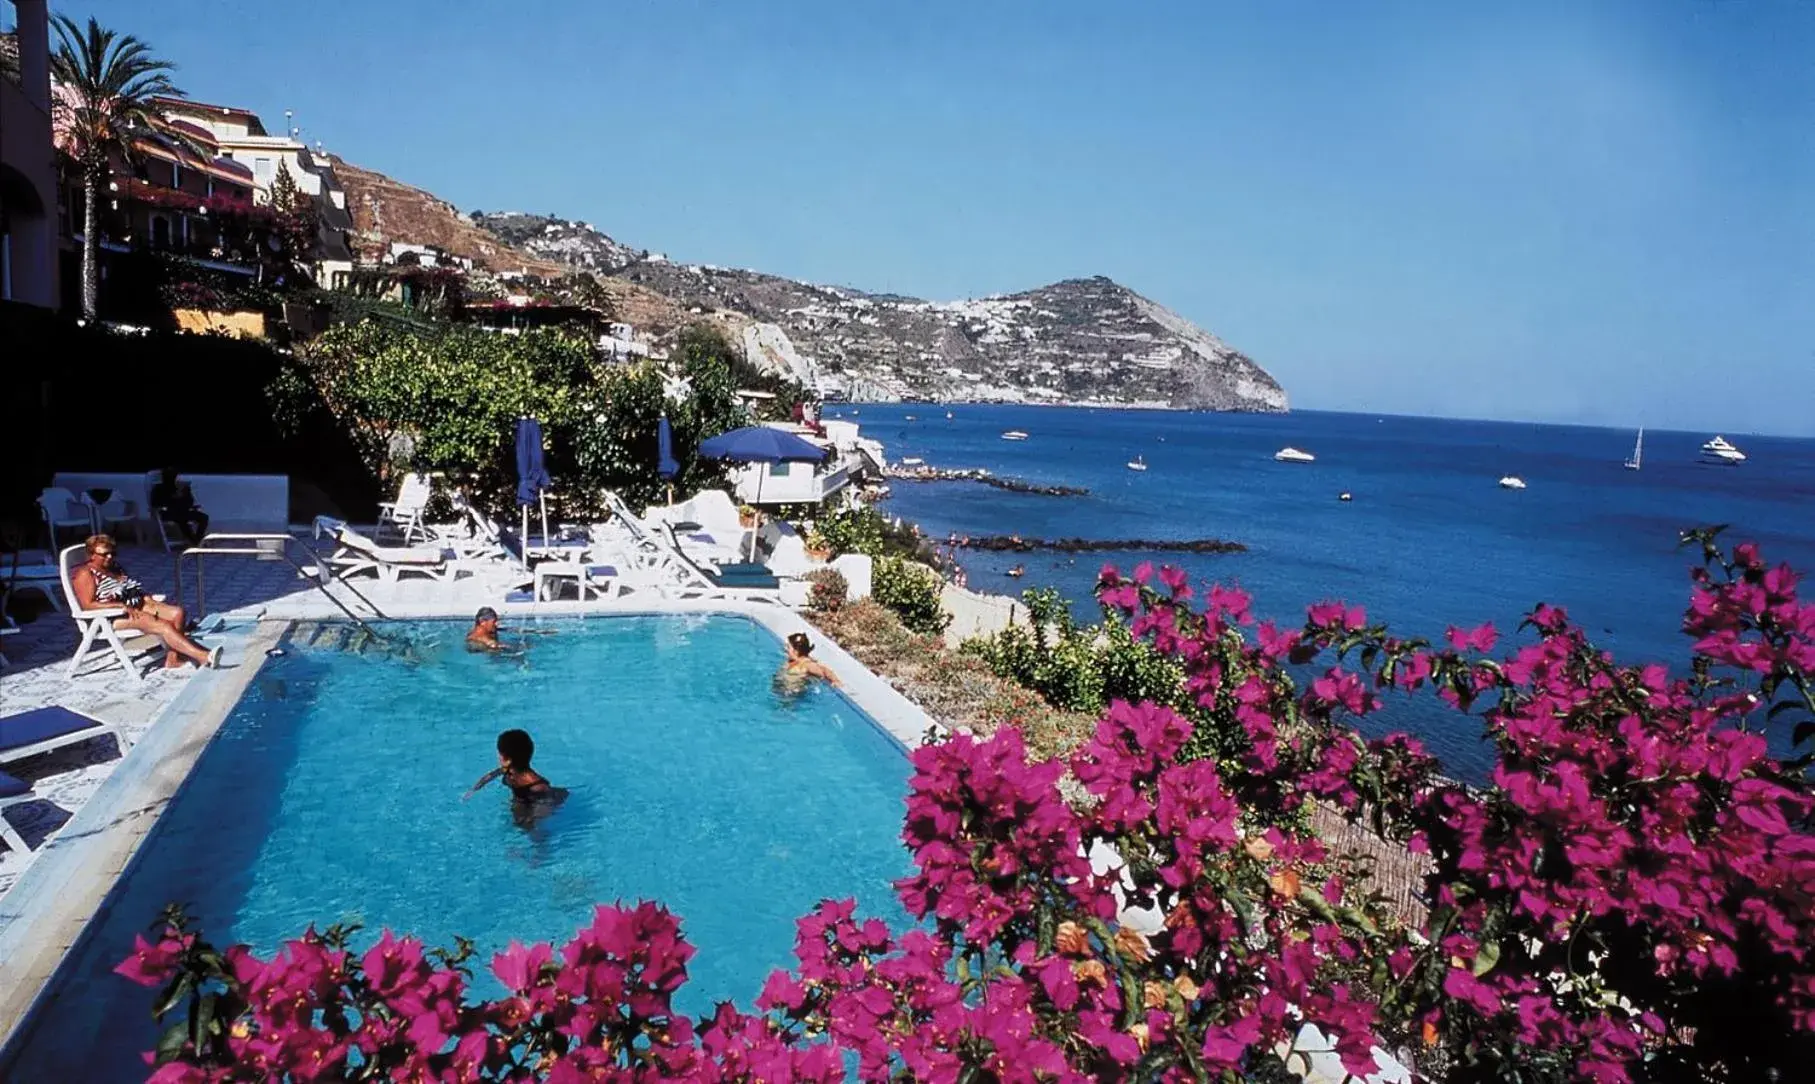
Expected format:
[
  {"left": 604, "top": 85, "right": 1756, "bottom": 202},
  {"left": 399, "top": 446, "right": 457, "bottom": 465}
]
[{"left": 1, "top": 614, "right": 914, "bottom": 1080}]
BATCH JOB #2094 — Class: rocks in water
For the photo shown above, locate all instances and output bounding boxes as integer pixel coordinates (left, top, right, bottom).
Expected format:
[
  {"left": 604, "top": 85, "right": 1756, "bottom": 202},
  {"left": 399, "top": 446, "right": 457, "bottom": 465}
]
[
  {"left": 884, "top": 465, "right": 1089, "bottom": 497},
  {"left": 956, "top": 536, "right": 1246, "bottom": 554}
]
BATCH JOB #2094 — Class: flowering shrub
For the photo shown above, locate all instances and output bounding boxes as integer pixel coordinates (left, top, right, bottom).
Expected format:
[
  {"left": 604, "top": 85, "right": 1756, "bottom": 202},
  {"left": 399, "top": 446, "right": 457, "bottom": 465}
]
[
  {"left": 872, "top": 555, "right": 951, "bottom": 636},
  {"left": 129, "top": 534, "right": 1815, "bottom": 1081},
  {"left": 803, "top": 567, "right": 849, "bottom": 613},
  {"left": 965, "top": 586, "right": 1185, "bottom": 715}
]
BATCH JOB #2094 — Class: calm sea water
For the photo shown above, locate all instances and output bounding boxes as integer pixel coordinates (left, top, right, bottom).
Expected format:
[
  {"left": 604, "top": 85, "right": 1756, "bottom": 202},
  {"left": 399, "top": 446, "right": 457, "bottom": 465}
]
[
  {"left": 2, "top": 616, "right": 912, "bottom": 1081},
  {"left": 835, "top": 404, "right": 1815, "bottom": 776}
]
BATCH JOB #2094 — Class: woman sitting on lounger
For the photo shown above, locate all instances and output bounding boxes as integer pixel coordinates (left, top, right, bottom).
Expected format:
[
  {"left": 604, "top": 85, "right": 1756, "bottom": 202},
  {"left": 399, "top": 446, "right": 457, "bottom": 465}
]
[
  {"left": 775, "top": 632, "right": 841, "bottom": 695},
  {"left": 71, "top": 534, "right": 220, "bottom": 670}
]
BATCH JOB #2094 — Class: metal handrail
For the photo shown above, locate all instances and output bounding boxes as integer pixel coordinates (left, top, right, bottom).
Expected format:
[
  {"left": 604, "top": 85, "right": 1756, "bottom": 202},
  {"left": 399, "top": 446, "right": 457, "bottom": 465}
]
[{"left": 173, "top": 532, "right": 390, "bottom": 638}]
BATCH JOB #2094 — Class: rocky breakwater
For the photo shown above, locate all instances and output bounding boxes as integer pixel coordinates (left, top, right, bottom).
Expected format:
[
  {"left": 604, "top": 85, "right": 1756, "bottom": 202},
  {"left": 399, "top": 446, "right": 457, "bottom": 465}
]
[
  {"left": 955, "top": 535, "right": 1247, "bottom": 554},
  {"left": 884, "top": 464, "right": 1089, "bottom": 497}
]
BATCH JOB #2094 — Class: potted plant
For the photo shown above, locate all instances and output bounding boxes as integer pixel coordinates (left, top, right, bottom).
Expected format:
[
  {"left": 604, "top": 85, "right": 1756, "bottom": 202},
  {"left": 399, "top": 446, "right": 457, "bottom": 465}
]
[
  {"left": 738, "top": 503, "right": 759, "bottom": 528},
  {"left": 805, "top": 526, "right": 834, "bottom": 562}
]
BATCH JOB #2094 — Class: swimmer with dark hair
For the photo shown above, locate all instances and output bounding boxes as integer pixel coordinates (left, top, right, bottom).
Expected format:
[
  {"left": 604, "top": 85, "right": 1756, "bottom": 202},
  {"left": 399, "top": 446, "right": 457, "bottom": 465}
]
[
  {"left": 464, "top": 729, "right": 567, "bottom": 824},
  {"left": 775, "top": 632, "right": 842, "bottom": 695},
  {"left": 467, "top": 607, "right": 503, "bottom": 651}
]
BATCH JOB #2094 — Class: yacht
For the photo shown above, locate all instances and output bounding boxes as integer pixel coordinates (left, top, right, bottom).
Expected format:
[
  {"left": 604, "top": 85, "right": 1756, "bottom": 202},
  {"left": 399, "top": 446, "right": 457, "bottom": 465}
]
[
  {"left": 1499, "top": 476, "right": 1527, "bottom": 490},
  {"left": 1701, "top": 435, "right": 1747, "bottom": 464},
  {"left": 1001, "top": 430, "right": 1030, "bottom": 441},
  {"left": 1274, "top": 447, "right": 1316, "bottom": 464},
  {"left": 1127, "top": 455, "right": 1148, "bottom": 472},
  {"left": 900, "top": 457, "right": 924, "bottom": 467},
  {"left": 1624, "top": 427, "right": 1643, "bottom": 471},
  {"left": 1338, "top": 492, "right": 1353, "bottom": 502}
]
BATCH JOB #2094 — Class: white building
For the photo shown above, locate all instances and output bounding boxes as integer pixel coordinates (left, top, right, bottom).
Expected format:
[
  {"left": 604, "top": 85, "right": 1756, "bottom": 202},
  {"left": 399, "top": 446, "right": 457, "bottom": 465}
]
[
  {"left": 726, "top": 419, "right": 886, "bottom": 506},
  {"left": 151, "top": 96, "right": 355, "bottom": 288},
  {"left": 384, "top": 241, "right": 471, "bottom": 270}
]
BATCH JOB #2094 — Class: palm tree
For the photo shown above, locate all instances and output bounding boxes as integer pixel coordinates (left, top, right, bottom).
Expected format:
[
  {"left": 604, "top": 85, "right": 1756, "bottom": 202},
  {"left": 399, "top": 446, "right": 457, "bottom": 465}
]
[{"left": 49, "top": 15, "right": 186, "bottom": 321}]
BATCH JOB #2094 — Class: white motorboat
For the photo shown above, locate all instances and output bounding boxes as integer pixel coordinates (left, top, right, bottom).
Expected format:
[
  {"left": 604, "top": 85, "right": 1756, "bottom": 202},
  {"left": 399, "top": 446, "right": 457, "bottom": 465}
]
[
  {"left": 1274, "top": 447, "right": 1315, "bottom": 463},
  {"left": 1624, "top": 427, "right": 1643, "bottom": 471},
  {"left": 1127, "top": 456, "right": 1148, "bottom": 472},
  {"left": 1338, "top": 492, "right": 1353, "bottom": 502},
  {"left": 900, "top": 457, "right": 924, "bottom": 466},
  {"left": 1001, "top": 430, "right": 1029, "bottom": 441},
  {"left": 1701, "top": 435, "right": 1747, "bottom": 464},
  {"left": 945, "top": 411, "right": 953, "bottom": 419},
  {"left": 1499, "top": 476, "right": 1527, "bottom": 490}
]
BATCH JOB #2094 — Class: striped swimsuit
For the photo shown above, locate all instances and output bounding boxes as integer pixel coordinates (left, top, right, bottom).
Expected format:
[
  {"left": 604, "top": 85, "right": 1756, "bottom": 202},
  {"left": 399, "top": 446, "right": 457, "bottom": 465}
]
[{"left": 93, "top": 567, "right": 145, "bottom": 605}]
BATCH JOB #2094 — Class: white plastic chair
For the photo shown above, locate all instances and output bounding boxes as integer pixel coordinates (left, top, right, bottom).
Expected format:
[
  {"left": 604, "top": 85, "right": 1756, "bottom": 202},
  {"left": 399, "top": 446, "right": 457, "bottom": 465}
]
[
  {"left": 37, "top": 488, "right": 92, "bottom": 551},
  {"left": 375, "top": 473, "right": 433, "bottom": 544},
  {"left": 57, "top": 544, "right": 163, "bottom": 683}
]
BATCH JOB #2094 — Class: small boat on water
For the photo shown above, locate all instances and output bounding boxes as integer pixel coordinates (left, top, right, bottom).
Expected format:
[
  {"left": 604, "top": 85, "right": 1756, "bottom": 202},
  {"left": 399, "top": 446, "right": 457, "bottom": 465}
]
[
  {"left": 1624, "top": 427, "right": 1643, "bottom": 471},
  {"left": 1339, "top": 492, "right": 1353, "bottom": 502},
  {"left": 1001, "top": 430, "right": 1030, "bottom": 441},
  {"left": 904, "top": 414, "right": 917, "bottom": 421},
  {"left": 1499, "top": 476, "right": 1527, "bottom": 490},
  {"left": 900, "top": 457, "right": 924, "bottom": 467},
  {"left": 1006, "top": 564, "right": 1026, "bottom": 578},
  {"left": 945, "top": 411, "right": 954, "bottom": 419},
  {"left": 1701, "top": 435, "right": 1747, "bottom": 464},
  {"left": 1274, "top": 447, "right": 1316, "bottom": 464},
  {"left": 1127, "top": 455, "right": 1148, "bottom": 472}
]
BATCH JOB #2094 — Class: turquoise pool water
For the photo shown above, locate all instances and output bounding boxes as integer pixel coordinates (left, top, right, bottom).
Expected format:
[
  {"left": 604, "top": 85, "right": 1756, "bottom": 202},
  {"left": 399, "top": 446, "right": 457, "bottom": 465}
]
[{"left": 2, "top": 615, "right": 913, "bottom": 1080}]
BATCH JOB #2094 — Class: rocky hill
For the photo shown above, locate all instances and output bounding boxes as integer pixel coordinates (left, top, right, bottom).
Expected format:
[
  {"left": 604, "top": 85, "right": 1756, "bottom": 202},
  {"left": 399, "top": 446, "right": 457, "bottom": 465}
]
[
  {"left": 609, "top": 260, "right": 1286, "bottom": 410},
  {"left": 328, "top": 157, "right": 567, "bottom": 276},
  {"left": 470, "top": 212, "right": 648, "bottom": 275},
  {"left": 328, "top": 156, "right": 1286, "bottom": 410}
]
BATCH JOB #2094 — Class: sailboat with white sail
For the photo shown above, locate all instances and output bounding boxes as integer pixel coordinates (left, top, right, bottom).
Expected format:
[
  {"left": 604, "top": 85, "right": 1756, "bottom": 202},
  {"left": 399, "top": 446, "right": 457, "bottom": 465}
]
[{"left": 1624, "top": 427, "right": 1643, "bottom": 471}]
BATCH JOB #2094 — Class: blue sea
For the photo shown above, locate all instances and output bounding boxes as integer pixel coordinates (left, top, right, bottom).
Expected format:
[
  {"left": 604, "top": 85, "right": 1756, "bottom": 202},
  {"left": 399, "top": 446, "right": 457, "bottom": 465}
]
[{"left": 831, "top": 405, "right": 1815, "bottom": 777}]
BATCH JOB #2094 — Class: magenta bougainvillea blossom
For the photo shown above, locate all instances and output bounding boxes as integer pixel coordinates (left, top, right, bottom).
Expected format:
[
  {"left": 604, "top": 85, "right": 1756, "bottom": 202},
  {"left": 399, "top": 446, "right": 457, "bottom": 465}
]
[{"left": 125, "top": 533, "right": 1815, "bottom": 1081}]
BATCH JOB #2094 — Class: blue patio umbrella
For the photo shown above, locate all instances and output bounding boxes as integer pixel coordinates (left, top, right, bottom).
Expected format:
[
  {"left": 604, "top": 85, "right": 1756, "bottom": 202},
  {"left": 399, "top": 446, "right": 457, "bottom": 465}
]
[
  {"left": 697, "top": 425, "right": 829, "bottom": 465},
  {"left": 698, "top": 425, "right": 829, "bottom": 559},
  {"left": 515, "top": 417, "right": 552, "bottom": 555},
  {"left": 656, "top": 415, "right": 681, "bottom": 506}
]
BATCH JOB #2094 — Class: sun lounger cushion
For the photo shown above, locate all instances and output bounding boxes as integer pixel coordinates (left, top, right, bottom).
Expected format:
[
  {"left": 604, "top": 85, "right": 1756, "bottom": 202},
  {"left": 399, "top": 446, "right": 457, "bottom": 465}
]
[
  {"left": 586, "top": 565, "right": 619, "bottom": 578},
  {"left": 0, "top": 771, "right": 27, "bottom": 799},
  {"left": 1, "top": 706, "right": 107, "bottom": 753},
  {"left": 710, "top": 568, "right": 780, "bottom": 590},
  {"left": 714, "top": 563, "right": 773, "bottom": 578}
]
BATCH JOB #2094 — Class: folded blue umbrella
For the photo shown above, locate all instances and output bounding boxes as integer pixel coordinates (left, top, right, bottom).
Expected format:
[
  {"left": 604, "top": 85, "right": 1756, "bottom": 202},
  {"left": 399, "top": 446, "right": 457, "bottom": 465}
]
[
  {"left": 657, "top": 416, "right": 680, "bottom": 480},
  {"left": 515, "top": 417, "right": 551, "bottom": 507}
]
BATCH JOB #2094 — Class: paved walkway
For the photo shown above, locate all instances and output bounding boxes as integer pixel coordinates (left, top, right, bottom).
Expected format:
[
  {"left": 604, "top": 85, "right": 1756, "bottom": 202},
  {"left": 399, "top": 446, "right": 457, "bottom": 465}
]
[{"left": 0, "top": 542, "right": 315, "bottom": 894}]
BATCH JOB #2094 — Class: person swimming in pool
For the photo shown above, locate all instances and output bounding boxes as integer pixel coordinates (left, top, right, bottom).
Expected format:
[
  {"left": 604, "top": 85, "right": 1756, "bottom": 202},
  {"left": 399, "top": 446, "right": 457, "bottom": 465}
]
[
  {"left": 463, "top": 729, "right": 567, "bottom": 824},
  {"left": 467, "top": 607, "right": 504, "bottom": 651},
  {"left": 775, "top": 632, "right": 842, "bottom": 696}
]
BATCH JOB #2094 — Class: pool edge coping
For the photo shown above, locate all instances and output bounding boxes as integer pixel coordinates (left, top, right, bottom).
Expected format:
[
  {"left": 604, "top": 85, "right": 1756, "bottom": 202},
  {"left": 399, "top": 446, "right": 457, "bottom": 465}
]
[
  {"left": 0, "top": 618, "right": 283, "bottom": 1055},
  {"left": 0, "top": 601, "right": 939, "bottom": 1061}
]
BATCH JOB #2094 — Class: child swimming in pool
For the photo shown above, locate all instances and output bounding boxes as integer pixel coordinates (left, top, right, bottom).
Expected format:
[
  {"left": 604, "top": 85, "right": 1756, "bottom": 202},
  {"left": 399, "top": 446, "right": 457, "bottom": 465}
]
[
  {"left": 775, "top": 632, "right": 842, "bottom": 697},
  {"left": 463, "top": 729, "right": 567, "bottom": 824}
]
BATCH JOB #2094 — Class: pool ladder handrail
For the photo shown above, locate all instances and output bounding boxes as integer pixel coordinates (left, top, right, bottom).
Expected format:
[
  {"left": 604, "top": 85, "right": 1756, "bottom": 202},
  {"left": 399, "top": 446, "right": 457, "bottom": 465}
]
[{"left": 173, "top": 532, "right": 390, "bottom": 638}]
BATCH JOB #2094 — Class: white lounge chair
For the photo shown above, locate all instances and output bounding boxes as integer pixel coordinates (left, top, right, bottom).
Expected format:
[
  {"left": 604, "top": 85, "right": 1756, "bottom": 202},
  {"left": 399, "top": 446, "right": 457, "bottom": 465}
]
[
  {"left": 375, "top": 473, "right": 433, "bottom": 544},
  {"left": 38, "top": 487, "right": 92, "bottom": 551},
  {"left": 0, "top": 771, "right": 32, "bottom": 853},
  {"left": 421, "top": 493, "right": 513, "bottom": 562},
  {"left": 0, "top": 706, "right": 127, "bottom": 853},
  {"left": 326, "top": 526, "right": 458, "bottom": 584},
  {"left": 58, "top": 544, "right": 165, "bottom": 683}
]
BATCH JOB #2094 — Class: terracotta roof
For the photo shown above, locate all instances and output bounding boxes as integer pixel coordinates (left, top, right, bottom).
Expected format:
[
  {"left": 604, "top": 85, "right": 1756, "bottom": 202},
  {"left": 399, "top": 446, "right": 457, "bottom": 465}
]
[
  {"left": 149, "top": 95, "right": 267, "bottom": 134},
  {"left": 161, "top": 117, "right": 219, "bottom": 146}
]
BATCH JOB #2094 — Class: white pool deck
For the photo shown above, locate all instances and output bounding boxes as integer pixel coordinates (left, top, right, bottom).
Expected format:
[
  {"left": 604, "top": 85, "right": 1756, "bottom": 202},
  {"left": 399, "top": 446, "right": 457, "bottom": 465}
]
[{"left": 0, "top": 536, "right": 940, "bottom": 1047}]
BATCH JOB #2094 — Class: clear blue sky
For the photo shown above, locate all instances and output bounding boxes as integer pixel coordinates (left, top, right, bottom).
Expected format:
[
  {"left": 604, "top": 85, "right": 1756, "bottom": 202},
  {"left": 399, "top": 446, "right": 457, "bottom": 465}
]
[{"left": 64, "top": 0, "right": 1815, "bottom": 435}]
